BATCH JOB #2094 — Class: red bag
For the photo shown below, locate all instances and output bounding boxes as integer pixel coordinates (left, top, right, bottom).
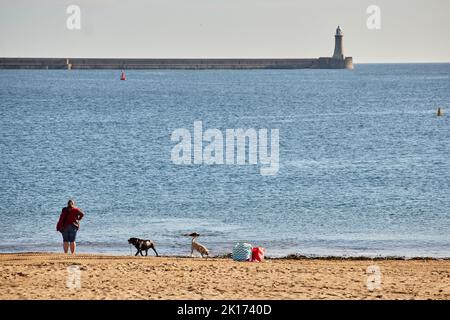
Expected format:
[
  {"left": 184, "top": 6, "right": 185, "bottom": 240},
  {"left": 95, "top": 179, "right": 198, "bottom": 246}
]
[{"left": 251, "top": 247, "right": 265, "bottom": 262}]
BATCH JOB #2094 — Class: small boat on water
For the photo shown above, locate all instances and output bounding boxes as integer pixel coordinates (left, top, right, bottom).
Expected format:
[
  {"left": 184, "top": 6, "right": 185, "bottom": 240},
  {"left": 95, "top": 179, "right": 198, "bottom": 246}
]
[{"left": 120, "top": 70, "right": 126, "bottom": 81}]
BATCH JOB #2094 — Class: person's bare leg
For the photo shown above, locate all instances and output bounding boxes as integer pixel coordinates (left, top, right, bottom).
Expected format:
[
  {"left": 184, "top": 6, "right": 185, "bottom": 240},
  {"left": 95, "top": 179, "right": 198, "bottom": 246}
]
[
  {"left": 70, "top": 242, "right": 76, "bottom": 254},
  {"left": 63, "top": 242, "right": 69, "bottom": 253}
]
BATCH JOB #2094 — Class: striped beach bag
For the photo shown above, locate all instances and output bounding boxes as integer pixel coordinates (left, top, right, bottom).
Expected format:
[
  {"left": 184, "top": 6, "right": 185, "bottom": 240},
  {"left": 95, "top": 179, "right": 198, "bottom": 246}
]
[{"left": 232, "top": 243, "right": 253, "bottom": 262}]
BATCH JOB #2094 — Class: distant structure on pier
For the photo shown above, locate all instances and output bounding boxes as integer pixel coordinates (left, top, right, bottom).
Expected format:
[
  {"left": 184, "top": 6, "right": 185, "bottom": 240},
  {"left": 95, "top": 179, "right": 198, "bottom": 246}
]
[
  {"left": 325, "top": 25, "right": 353, "bottom": 69},
  {"left": 0, "top": 26, "right": 353, "bottom": 70},
  {"left": 333, "top": 26, "right": 345, "bottom": 60}
]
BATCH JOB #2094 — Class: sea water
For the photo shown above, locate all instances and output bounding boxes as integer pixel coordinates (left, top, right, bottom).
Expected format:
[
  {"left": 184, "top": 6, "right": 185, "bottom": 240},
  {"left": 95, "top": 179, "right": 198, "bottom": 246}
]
[{"left": 0, "top": 64, "right": 449, "bottom": 257}]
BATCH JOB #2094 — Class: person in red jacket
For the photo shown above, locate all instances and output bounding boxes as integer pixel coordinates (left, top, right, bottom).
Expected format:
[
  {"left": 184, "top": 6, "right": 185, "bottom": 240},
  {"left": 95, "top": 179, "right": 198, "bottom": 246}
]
[{"left": 56, "top": 199, "right": 84, "bottom": 254}]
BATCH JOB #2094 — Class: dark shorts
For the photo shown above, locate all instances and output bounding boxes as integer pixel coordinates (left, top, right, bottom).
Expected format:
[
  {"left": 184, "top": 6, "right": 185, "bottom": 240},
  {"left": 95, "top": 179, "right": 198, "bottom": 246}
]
[{"left": 61, "top": 224, "right": 78, "bottom": 242}]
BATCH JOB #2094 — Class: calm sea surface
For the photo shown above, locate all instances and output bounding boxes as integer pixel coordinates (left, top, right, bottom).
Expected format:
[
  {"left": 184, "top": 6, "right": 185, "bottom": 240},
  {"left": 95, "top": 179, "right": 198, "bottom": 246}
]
[{"left": 0, "top": 64, "right": 449, "bottom": 257}]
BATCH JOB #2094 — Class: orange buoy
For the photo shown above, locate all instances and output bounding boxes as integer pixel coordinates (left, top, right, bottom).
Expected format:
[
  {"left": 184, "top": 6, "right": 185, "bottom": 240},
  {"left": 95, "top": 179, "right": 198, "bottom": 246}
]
[{"left": 120, "top": 70, "right": 126, "bottom": 81}]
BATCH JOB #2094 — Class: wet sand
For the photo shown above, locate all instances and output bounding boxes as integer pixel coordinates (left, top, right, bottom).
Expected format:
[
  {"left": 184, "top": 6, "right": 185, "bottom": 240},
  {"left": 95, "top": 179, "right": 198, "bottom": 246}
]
[{"left": 0, "top": 253, "right": 448, "bottom": 300}]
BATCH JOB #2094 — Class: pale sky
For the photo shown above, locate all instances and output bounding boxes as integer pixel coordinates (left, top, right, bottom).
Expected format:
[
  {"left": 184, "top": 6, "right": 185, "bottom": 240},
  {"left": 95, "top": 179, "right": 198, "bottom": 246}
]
[{"left": 0, "top": 0, "right": 449, "bottom": 63}]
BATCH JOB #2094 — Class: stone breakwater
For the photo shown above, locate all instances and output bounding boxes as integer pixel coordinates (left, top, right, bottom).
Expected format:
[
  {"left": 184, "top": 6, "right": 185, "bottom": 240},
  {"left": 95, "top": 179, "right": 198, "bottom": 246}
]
[{"left": 0, "top": 57, "right": 353, "bottom": 70}]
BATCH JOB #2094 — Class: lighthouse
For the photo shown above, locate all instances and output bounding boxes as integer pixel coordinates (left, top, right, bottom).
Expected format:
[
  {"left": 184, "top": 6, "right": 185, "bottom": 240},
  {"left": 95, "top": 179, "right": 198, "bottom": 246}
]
[
  {"left": 332, "top": 26, "right": 344, "bottom": 60},
  {"left": 318, "top": 25, "right": 353, "bottom": 69}
]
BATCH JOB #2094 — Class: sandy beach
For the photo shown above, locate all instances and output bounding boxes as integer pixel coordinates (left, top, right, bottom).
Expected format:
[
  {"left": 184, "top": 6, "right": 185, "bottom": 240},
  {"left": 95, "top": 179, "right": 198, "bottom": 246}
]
[{"left": 0, "top": 253, "right": 448, "bottom": 300}]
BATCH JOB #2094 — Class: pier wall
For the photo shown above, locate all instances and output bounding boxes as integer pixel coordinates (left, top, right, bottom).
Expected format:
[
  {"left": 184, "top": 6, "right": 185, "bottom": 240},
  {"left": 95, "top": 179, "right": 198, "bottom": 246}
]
[
  {"left": 0, "top": 58, "right": 353, "bottom": 70},
  {"left": 0, "top": 58, "right": 68, "bottom": 69}
]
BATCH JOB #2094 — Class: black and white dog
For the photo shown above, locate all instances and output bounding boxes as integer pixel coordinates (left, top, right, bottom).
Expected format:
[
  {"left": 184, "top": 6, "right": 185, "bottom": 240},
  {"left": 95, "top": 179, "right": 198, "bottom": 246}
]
[{"left": 128, "top": 237, "right": 159, "bottom": 257}]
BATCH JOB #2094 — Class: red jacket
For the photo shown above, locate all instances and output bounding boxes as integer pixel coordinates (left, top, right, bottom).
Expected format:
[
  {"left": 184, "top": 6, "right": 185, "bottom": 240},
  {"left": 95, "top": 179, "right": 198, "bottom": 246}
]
[{"left": 56, "top": 207, "right": 84, "bottom": 231}]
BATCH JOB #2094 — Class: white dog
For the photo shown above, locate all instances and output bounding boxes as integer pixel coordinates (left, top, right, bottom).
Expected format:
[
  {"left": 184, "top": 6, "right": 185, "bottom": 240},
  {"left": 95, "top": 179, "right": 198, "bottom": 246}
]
[{"left": 185, "top": 232, "right": 209, "bottom": 257}]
